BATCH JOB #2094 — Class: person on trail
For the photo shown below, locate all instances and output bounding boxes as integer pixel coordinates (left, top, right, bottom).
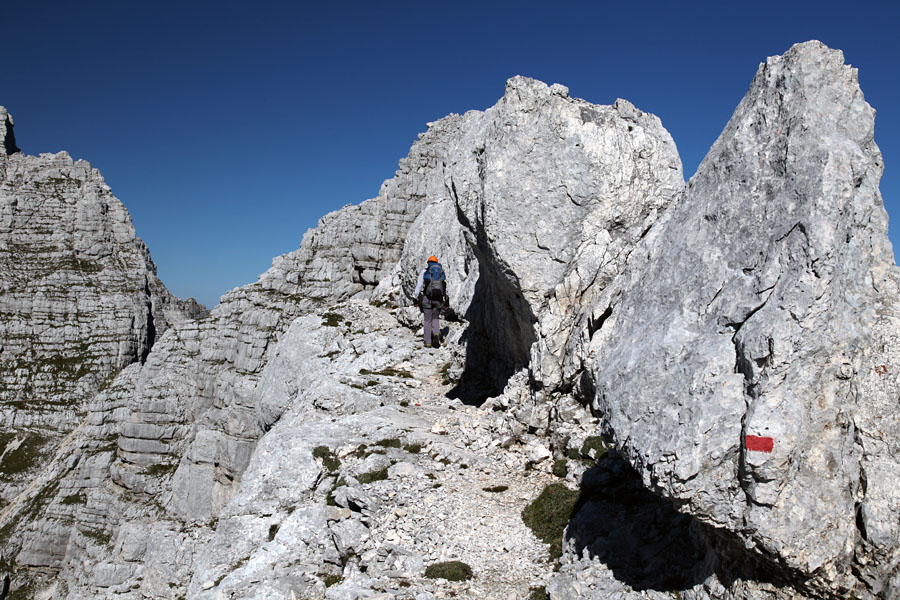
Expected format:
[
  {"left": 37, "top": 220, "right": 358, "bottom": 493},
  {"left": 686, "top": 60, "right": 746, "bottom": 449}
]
[{"left": 414, "top": 255, "right": 448, "bottom": 348}]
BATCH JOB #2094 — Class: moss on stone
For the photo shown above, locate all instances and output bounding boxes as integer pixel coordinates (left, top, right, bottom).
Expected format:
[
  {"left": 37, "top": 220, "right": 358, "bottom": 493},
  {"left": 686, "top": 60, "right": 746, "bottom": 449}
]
[
  {"left": 357, "top": 466, "right": 389, "bottom": 485},
  {"left": 424, "top": 560, "right": 473, "bottom": 581},
  {"left": 312, "top": 446, "right": 341, "bottom": 472},
  {"left": 552, "top": 458, "right": 568, "bottom": 478},
  {"left": 321, "top": 312, "right": 345, "bottom": 327},
  {"left": 528, "top": 586, "right": 549, "bottom": 600},
  {"left": 521, "top": 483, "right": 580, "bottom": 559},
  {"left": 359, "top": 367, "right": 414, "bottom": 378},
  {"left": 61, "top": 492, "right": 87, "bottom": 505},
  {"left": 375, "top": 438, "right": 402, "bottom": 449},
  {"left": 0, "top": 432, "right": 51, "bottom": 479},
  {"left": 580, "top": 436, "right": 611, "bottom": 466},
  {"left": 141, "top": 462, "right": 178, "bottom": 478}
]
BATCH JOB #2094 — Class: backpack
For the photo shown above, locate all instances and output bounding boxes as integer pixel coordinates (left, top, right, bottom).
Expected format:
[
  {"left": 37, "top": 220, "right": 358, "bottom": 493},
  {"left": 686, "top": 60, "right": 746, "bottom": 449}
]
[{"left": 424, "top": 262, "right": 446, "bottom": 301}]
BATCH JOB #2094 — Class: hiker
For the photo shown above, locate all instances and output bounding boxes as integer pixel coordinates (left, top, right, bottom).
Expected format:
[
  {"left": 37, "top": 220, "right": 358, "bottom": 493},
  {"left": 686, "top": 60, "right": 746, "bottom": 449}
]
[{"left": 414, "top": 255, "right": 448, "bottom": 348}]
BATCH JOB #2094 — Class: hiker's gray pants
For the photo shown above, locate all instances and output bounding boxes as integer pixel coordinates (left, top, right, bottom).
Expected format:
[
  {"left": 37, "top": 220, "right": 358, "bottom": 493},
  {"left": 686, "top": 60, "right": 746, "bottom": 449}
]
[{"left": 422, "top": 302, "right": 442, "bottom": 345}]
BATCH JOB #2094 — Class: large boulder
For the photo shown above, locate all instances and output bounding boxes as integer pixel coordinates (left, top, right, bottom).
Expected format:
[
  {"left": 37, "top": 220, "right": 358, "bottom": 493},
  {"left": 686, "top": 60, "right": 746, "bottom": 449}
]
[{"left": 537, "top": 41, "right": 899, "bottom": 598}]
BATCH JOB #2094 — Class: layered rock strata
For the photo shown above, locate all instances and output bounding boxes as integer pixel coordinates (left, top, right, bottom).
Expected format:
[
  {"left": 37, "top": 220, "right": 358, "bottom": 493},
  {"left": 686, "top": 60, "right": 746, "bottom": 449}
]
[
  {"left": 0, "top": 103, "right": 454, "bottom": 592},
  {"left": 0, "top": 110, "right": 203, "bottom": 534}
]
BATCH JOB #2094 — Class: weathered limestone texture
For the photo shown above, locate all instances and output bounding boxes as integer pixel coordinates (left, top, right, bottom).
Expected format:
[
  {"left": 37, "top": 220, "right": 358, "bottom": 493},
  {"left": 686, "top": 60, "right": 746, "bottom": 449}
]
[
  {"left": 540, "top": 41, "right": 900, "bottom": 599},
  {"left": 0, "top": 99, "right": 451, "bottom": 596},
  {"left": 398, "top": 77, "right": 683, "bottom": 399},
  {"left": 0, "top": 41, "right": 897, "bottom": 600},
  {"left": 0, "top": 111, "right": 205, "bottom": 517}
]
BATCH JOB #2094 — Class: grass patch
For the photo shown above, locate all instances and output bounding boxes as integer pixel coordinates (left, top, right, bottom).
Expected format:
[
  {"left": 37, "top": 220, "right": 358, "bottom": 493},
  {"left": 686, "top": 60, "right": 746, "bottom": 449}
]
[
  {"left": 483, "top": 485, "right": 508, "bottom": 493},
  {"left": 82, "top": 527, "right": 113, "bottom": 547},
  {"left": 528, "top": 586, "right": 549, "bottom": 600},
  {"left": 580, "top": 436, "right": 611, "bottom": 466},
  {"left": 359, "top": 367, "right": 414, "bottom": 379},
  {"left": 61, "top": 492, "right": 87, "bottom": 505},
  {"left": 141, "top": 462, "right": 178, "bottom": 478},
  {"left": 313, "top": 446, "right": 341, "bottom": 472},
  {"left": 403, "top": 443, "right": 421, "bottom": 454},
  {"left": 375, "top": 438, "right": 402, "bottom": 449},
  {"left": 321, "top": 312, "right": 345, "bottom": 327},
  {"left": 521, "top": 483, "right": 580, "bottom": 560},
  {"left": 321, "top": 572, "right": 342, "bottom": 587},
  {"left": 322, "top": 350, "right": 341, "bottom": 359},
  {"left": 424, "top": 560, "right": 473, "bottom": 582},
  {"left": 552, "top": 458, "right": 568, "bottom": 478},
  {"left": 0, "top": 432, "right": 50, "bottom": 479},
  {"left": 357, "top": 466, "right": 389, "bottom": 485}
]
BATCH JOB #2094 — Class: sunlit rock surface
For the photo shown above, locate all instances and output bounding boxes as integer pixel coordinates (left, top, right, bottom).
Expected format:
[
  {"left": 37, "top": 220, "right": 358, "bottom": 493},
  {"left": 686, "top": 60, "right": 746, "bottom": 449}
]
[{"left": 0, "top": 41, "right": 897, "bottom": 600}]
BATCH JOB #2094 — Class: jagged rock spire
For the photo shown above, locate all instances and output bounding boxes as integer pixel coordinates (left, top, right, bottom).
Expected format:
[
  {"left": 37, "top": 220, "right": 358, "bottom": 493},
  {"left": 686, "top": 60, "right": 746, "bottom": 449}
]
[{"left": 0, "top": 106, "right": 20, "bottom": 156}]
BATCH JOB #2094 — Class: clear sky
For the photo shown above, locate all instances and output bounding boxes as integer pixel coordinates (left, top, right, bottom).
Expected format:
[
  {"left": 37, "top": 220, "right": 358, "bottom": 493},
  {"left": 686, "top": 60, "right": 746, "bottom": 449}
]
[{"left": 3, "top": 1, "right": 899, "bottom": 308}]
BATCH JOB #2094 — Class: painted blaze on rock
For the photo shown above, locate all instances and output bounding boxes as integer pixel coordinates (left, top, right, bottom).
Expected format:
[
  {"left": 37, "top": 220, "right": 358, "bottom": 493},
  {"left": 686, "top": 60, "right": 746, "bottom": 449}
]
[{"left": 744, "top": 435, "right": 774, "bottom": 453}]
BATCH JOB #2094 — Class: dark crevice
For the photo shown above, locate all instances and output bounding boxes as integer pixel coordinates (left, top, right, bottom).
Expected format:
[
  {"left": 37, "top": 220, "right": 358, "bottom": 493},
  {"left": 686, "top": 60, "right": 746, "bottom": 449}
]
[
  {"left": 141, "top": 282, "right": 156, "bottom": 364},
  {"left": 2, "top": 115, "right": 19, "bottom": 155},
  {"left": 448, "top": 183, "right": 537, "bottom": 406},
  {"left": 587, "top": 305, "right": 613, "bottom": 340},
  {"left": 855, "top": 503, "right": 868, "bottom": 542}
]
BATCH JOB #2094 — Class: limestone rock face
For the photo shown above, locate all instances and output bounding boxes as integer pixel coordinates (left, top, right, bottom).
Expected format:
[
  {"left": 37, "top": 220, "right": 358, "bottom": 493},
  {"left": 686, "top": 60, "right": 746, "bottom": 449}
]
[
  {"left": 398, "top": 78, "right": 684, "bottom": 398},
  {"left": 0, "top": 96, "right": 455, "bottom": 595},
  {"left": 536, "top": 41, "right": 899, "bottom": 598},
  {"left": 0, "top": 115, "right": 204, "bottom": 530},
  {"left": 2, "top": 41, "right": 898, "bottom": 600}
]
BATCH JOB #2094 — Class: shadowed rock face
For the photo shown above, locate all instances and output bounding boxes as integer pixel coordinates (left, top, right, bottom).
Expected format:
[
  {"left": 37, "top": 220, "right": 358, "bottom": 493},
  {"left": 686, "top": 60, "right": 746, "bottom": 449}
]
[
  {"left": 0, "top": 41, "right": 897, "bottom": 600},
  {"left": 0, "top": 107, "right": 19, "bottom": 158}
]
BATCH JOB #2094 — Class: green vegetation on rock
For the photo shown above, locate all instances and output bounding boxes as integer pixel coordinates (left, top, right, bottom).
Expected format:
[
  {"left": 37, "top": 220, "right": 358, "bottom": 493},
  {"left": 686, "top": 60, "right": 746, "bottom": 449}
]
[
  {"left": 424, "top": 560, "right": 473, "bottom": 581},
  {"left": 357, "top": 466, "right": 389, "bottom": 485},
  {"left": 375, "top": 438, "right": 402, "bottom": 449},
  {"left": 580, "top": 436, "right": 611, "bottom": 466},
  {"left": 321, "top": 312, "right": 345, "bottom": 327},
  {"left": 552, "top": 458, "right": 568, "bottom": 478},
  {"left": 313, "top": 445, "right": 341, "bottom": 472},
  {"left": 521, "top": 483, "right": 580, "bottom": 559},
  {"left": 359, "top": 367, "right": 413, "bottom": 379}
]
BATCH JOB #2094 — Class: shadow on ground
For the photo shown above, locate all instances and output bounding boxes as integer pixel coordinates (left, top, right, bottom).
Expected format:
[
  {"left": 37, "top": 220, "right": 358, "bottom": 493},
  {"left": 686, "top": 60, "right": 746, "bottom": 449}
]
[{"left": 565, "top": 451, "right": 712, "bottom": 592}]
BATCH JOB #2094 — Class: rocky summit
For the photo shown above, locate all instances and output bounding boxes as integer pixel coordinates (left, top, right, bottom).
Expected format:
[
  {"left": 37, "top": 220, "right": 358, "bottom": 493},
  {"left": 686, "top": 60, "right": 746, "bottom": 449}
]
[{"left": 0, "top": 40, "right": 897, "bottom": 600}]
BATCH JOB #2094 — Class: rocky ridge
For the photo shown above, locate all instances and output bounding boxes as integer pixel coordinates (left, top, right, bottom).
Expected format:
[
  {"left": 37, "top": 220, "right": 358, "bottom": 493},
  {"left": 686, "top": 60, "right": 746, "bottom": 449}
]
[
  {"left": 0, "top": 110, "right": 205, "bottom": 569},
  {"left": 0, "top": 41, "right": 898, "bottom": 600}
]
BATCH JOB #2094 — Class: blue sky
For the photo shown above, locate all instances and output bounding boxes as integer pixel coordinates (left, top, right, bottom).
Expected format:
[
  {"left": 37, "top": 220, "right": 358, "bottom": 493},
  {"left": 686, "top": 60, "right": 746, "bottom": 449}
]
[{"left": 4, "top": 1, "right": 899, "bottom": 308}]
